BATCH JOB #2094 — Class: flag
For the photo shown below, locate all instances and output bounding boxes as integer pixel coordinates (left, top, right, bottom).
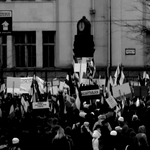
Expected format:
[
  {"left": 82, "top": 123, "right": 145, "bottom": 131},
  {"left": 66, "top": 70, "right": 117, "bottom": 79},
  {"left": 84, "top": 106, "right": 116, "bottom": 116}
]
[
  {"left": 114, "top": 63, "right": 125, "bottom": 86},
  {"left": 75, "top": 87, "right": 81, "bottom": 110},
  {"left": 65, "top": 73, "right": 75, "bottom": 96},
  {"left": 9, "top": 104, "right": 15, "bottom": 119},
  {"left": 9, "top": 104, "right": 14, "bottom": 115},
  {"left": 142, "top": 71, "right": 149, "bottom": 86},
  {"left": 21, "top": 96, "right": 29, "bottom": 112},
  {"left": 106, "top": 76, "right": 113, "bottom": 97},
  {"left": 138, "top": 73, "right": 145, "bottom": 86},
  {"left": 20, "top": 105, "right": 24, "bottom": 117},
  {"left": 86, "top": 58, "right": 96, "bottom": 79},
  {"left": 30, "top": 75, "right": 41, "bottom": 102}
]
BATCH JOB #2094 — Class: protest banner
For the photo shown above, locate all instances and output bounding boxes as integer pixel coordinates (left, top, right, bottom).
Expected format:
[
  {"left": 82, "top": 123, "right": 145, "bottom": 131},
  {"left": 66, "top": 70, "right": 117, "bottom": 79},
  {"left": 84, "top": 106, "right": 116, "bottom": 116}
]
[
  {"left": 32, "top": 101, "right": 49, "bottom": 109},
  {"left": 106, "top": 96, "right": 117, "bottom": 109},
  {"left": 7, "top": 77, "right": 20, "bottom": 94},
  {"left": 52, "top": 79, "right": 60, "bottom": 86},
  {"left": 20, "top": 77, "right": 32, "bottom": 93},
  {"left": 133, "top": 86, "right": 148, "bottom": 97},
  {"left": 80, "top": 84, "right": 100, "bottom": 99},
  {"left": 133, "top": 86, "right": 140, "bottom": 97},
  {"left": 74, "top": 63, "right": 80, "bottom": 72},
  {"left": 112, "top": 83, "right": 131, "bottom": 98}
]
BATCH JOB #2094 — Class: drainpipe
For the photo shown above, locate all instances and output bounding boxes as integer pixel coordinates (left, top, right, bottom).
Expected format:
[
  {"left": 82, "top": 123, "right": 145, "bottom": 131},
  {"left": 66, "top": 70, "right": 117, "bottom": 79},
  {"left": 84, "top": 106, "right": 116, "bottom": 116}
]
[
  {"left": 70, "top": 0, "right": 73, "bottom": 65},
  {"left": 90, "top": 0, "right": 95, "bottom": 36},
  {"left": 107, "top": 0, "right": 112, "bottom": 78}
]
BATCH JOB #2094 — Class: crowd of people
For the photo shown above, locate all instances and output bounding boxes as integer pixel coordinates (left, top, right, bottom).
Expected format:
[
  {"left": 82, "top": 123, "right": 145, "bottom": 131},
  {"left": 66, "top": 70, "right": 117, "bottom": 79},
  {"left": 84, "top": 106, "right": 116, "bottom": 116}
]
[{"left": 0, "top": 75, "right": 149, "bottom": 150}]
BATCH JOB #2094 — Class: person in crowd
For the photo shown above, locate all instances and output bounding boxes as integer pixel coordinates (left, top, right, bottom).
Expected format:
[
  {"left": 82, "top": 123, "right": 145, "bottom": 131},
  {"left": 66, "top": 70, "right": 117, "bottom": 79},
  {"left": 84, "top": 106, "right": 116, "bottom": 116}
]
[
  {"left": 51, "top": 125, "right": 73, "bottom": 150},
  {"left": 109, "top": 130, "right": 118, "bottom": 150},
  {"left": 93, "top": 114, "right": 106, "bottom": 131},
  {"left": 138, "top": 125, "right": 147, "bottom": 134},
  {"left": 136, "top": 133, "right": 149, "bottom": 150},
  {"left": 92, "top": 128, "right": 101, "bottom": 150},
  {"left": 130, "top": 114, "right": 141, "bottom": 133},
  {"left": 9, "top": 138, "right": 21, "bottom": 150},
  {"left": 79, "top": 122, "right": 93, "bottom": 150},
  {"left": 124, "top": 130, "right": 137, "bottom": 150}
]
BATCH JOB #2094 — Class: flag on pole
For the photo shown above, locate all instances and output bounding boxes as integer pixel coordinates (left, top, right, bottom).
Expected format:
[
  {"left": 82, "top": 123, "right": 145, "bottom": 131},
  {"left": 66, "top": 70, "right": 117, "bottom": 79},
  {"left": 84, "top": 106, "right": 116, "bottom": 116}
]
[
  {"left": 114, "top": 63, "right": 125, "bottom": 86},
  {"left": 21, "top": 96, "right": 29, "bottom": 112},
  {"left": 30, "top": 75, "right": 41, "bottom": 102},
  {"left": 75, "top": 87, "right": 81, "bottom": 110},
  {"left": 86, "top": 58, "right": 96, "bottom": 79},
  {"left": 142, "top": 71, "right": 149, "bottom": 86},
  {"left": 65, "top": 73, "right": 75, "bottom": 96}
]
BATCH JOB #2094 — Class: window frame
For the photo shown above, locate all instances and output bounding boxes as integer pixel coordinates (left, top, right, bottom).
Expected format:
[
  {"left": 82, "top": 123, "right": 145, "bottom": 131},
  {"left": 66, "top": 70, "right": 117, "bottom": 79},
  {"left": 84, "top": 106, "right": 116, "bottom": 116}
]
[
  {"left": 42, "top": 31, "right": 55, "bottom": 68},
  {"left": 13, "top": 31, "right": 36, "bottom": 68},
  {"left": 0, "top": 36, "right": 7, "bottom": 68}
]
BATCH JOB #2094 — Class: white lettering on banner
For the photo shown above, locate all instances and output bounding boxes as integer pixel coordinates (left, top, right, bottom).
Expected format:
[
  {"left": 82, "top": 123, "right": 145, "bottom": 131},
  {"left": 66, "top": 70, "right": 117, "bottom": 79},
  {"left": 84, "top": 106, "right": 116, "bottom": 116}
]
[
  {"left": 81, "top": 89, "right": 100, "bottom": 96},
  {"left": 32, "top": 102, "right": 49, "bottom": 109},
  {"left": 20, "top": 77, "right": 33, "bottom": 93},
  {"left": 21, "top": 78, "right": 33, "bottom": 83}
]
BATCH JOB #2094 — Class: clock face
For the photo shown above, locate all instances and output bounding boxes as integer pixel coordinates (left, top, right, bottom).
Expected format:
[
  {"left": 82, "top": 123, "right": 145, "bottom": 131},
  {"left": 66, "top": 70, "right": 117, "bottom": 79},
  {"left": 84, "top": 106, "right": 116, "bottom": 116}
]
[{"left": 78, "top": 22, "right": 85, "bottom": 31}]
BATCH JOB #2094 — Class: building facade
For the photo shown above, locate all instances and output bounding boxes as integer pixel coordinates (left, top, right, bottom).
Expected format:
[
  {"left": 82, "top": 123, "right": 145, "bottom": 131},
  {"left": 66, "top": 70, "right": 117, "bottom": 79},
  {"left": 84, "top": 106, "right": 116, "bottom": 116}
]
[{"left": 0, "top": 0, "right": 148, "bottom": 81}]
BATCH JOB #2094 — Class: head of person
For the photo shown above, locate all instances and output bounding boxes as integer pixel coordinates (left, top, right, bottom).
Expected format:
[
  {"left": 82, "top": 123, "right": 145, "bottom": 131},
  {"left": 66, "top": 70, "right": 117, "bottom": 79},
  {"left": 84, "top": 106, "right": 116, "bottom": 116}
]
[
  {"left": 12, "top": 137, "right": 19, "bottom": 145},
  {"left": 54, "top": 125, "right": 65, "bottom": 139},
  {"left": 136, "top": 133, "right": 149, "bottom": 147},
  {"left": 138, "top": 125, "right": 146, "bottom": 134}
]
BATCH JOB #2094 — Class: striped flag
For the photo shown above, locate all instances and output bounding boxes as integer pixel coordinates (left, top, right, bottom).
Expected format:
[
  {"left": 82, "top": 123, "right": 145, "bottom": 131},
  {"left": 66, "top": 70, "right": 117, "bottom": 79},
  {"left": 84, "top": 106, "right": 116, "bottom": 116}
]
[
  {"left": 75, "top": 87, "right": 81, "bottom": 110},
  {"left": 142, "top": 71, "right": 149, "bottom": 86},
  {"left": 114, "top": 63, "right": 125, "bottom": 86},
  {"left": 30, "top": 75, "right": 41, "bottom": 102},
  {"left": 65, "top": 73, "right": 75, "bottom": 96},
  {"left": 21, "top": 96, "right": 29, "bottom": 112},
  {"left": 86, "top": 58, "right": 96, "bottom": 79}
]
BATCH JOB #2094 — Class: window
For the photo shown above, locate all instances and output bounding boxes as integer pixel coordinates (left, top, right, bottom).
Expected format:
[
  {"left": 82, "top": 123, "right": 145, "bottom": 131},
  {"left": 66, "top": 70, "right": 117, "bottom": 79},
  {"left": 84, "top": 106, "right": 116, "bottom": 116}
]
[
  {"left": 13, "top": 32, "right": 36, "bottom": 67},
  {"left": 0, "top": 36, "right": 7, "bottom": 68},
  {"left": 43, "top": 31, "right": 55, "bottom": 67}
]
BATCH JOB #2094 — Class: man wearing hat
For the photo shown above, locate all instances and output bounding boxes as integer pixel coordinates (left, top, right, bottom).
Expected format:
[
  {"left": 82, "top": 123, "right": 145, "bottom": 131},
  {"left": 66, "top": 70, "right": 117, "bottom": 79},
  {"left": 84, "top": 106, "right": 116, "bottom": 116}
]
[{"left": 9, "top": 138, "right": 21, "bottom": 150}]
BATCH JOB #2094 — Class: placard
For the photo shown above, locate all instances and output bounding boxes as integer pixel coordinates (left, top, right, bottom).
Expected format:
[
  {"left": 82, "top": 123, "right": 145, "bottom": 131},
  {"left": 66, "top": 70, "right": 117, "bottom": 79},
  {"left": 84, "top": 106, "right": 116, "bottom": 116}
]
[
  {"left": 80, "top": 85, "right": 100, "bottom": 99},
  {"left": 32, "top": 102, "right": 49, "bottom": 109},
  {"left": 141, "top": 86, "right": 148, "bottom": 97},
  {"left": 106, "top": 96, "right": 117, "bottom": 109},
  {"left": 74, "top": 63, "right": 80, "bottom": 72},
  {"left": 112, "top": 83, "right": 131, "bottom": 98},
  {"left": 7, "top": 77, "right": 20, "bottom": 93},
  {"left": 20, "top": 77, "right": 32, "bottom": 93},
  {"left": 52, "top": 79, "right": 60, "bottom": 86},
  {"left": 81, "top": 89, "right": 100, "bottom": 96},
  {"left": 133, "top": 86, "right": 148, "bottom": 97},
  {"left": 133, "top": 86, "right": 140, "bottom": 96}
]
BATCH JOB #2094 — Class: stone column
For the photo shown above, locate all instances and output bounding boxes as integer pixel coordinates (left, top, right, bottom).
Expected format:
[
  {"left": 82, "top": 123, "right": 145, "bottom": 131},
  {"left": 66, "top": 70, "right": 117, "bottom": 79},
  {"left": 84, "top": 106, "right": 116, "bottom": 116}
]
[
  {"left": 7, "top": 35, "right": 13, "bottom": 68},
  {"left": 36, "top": 31, "right": 43, "bottom": 67}
]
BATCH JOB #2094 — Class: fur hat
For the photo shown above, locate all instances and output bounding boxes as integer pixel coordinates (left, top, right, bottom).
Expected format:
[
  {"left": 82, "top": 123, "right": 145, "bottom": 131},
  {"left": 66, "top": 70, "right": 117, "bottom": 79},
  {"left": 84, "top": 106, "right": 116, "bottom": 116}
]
[
  {"left": 12, "top": 138, "right": 19, "bottom": 144},
  {"left": 132, "top": 114, "right": 138, "bottom": 121},
  {"left": 98, "top": 114, "right": 106, "bottom": 121},
  {"left": 92, "top": 130, "right": 101, "bottom": 138},
  {"left": 115, "top": 126, "right": 122, "bottom": 131},
  {"left": 110, "top": 130, "right": 117, "bottom": 136},
  {"left": 79, "top": 111, "right": 87, "bottom": 118},
  {"left": 118, "top": 116, "right": 124, "bottom": 122}
]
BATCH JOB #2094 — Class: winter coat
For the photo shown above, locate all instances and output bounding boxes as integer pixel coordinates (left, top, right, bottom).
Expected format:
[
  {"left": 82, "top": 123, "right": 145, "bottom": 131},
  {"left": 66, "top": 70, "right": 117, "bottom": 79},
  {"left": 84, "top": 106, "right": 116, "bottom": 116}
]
[{"left": 92, "top": 130, "right": 101, "bottom": 150}]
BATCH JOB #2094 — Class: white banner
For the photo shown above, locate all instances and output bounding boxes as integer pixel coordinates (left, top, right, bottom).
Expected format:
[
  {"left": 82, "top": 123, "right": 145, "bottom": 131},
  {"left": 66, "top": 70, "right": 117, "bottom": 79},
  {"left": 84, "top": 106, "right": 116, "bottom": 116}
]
[{"left": 32, "top": 101, "right": 49, "bottom": 109}]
